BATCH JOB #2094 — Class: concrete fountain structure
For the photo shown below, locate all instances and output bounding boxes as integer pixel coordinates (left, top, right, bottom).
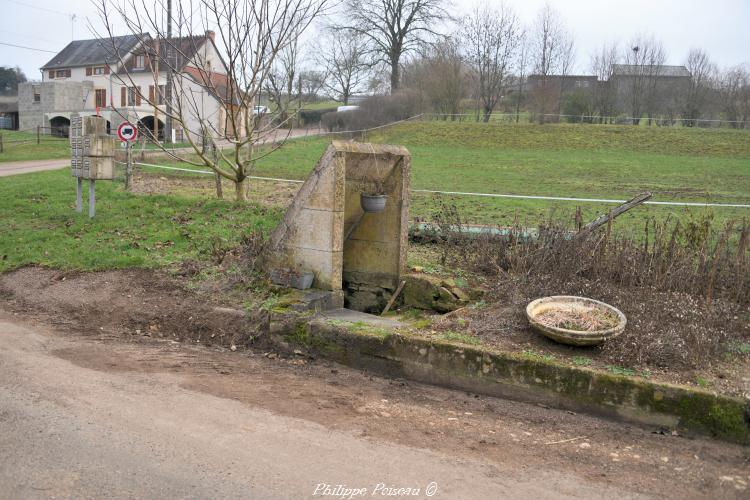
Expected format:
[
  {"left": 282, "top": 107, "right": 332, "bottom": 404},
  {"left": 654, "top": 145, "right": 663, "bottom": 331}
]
[{"left": 264, "top": 141, "right": 411, "bottom": 313}]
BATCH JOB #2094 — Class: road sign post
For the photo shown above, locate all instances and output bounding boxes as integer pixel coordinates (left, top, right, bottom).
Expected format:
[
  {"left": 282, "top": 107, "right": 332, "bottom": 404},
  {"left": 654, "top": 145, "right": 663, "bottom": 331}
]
[{"left": 117, "top": 122, "right": 137, "bottom": 191}]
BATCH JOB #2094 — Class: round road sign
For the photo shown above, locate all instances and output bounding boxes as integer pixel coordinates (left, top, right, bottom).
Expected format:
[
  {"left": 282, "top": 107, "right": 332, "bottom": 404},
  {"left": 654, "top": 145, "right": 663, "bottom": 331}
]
[{"left": 117, "top": 122, "right": 138, "bottom": 142}]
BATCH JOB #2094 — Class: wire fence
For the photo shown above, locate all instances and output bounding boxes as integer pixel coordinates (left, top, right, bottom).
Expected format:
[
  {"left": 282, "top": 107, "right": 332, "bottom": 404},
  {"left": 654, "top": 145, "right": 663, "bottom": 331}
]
[
  {"left": 420, "top": 112, "right": 750, "bottom": 129},
  {"left": 121, "top": 160, "right": 750, "bottom": 210}
]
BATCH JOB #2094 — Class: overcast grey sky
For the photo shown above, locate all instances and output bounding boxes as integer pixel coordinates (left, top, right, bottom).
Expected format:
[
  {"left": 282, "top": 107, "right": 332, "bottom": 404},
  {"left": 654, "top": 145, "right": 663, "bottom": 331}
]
[{"left": 1, "top": 0, "right": 749, "bottom": 78}]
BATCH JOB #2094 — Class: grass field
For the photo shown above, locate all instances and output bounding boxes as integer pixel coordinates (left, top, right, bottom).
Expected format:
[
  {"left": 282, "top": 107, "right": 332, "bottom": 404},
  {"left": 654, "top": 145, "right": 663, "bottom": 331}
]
[
  {"left": 4, "top": 121, "right": 749, "bottom": 271},
  {"left": 0, "top": 130, "right": 69, "bottom": 162},
  {"left": 245, "top": 122, "right": 750, "bottom": 230},
  {"left": 0, "top": 168, "right": 279, "bottom": 272}
]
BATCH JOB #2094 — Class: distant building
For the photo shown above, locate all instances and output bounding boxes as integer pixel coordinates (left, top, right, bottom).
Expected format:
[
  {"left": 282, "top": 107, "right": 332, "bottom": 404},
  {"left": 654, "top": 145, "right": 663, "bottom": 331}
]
[
  {"left": 18, "top": 32, "right": 239, "bottom": 141},
  {"left": 526, "top": 74, "right": 599, "bottom": 94},
  {"left": 609, "top": 65, "right": 691, "bottom": 119},
  {"left": 526, "top": 74, "right": 599, "bottom": 117},
  {"left": 0, "top": 95, "right": 18, "bottom": 129}
]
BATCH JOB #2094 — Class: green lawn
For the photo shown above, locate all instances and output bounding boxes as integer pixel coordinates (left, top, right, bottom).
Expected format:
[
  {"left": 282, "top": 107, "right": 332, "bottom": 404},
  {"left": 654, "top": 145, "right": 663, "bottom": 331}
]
[
  {"left": 106, "top": 121, "right": 750, "bottom": 232},
  {"left": 0, "top": 130, "right": 70, "bottom": 162},
  {"left": 248, "top": 122, "right": 750, "bottom": 230},
  {"left": 0, "top": 168, "right": 280, "bottom": 272},
  {"left": 3, "top": 121, "right": 748, "bottom": 272},
  {"left": 301, "top": 100, "right": 340, "bottom": 111},
  {"left": 0, "top": 130, "right": 194, "bottom": 164}
]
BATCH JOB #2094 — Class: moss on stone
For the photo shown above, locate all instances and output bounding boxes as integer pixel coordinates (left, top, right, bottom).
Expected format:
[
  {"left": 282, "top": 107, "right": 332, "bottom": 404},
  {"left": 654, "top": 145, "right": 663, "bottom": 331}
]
[
  {"left": 274, "top": 311, "right": 750, "bottom": 445},
  {"left": 284, "top": 323, "right": 345, "bottom": 355},
  {"left": 438, "top": 331, "right": 482, "bottom": 345}
]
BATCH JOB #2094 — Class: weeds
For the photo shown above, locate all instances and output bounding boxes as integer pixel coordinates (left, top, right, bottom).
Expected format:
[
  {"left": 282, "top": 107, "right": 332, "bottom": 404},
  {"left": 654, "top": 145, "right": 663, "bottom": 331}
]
[
  {"left": 573, "top": 356, "right": 592, "bottom": 366},
  {"left": 426, "top": 200, "right": 749, "bottom": 305},
  {"left": 607, "top": 365, "right": 636, "bottom": 377},
  {"left": 425, "top": 201, "right": 750, "bottom": 370},
  {"left": 521, "top": 350, "right": 556, "bottom": 363}
]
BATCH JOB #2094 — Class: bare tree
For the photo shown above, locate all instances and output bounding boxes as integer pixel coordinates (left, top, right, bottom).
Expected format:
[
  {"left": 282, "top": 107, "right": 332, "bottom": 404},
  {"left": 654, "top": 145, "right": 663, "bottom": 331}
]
[
  {"left": 513, "top": 30, "right": 529, "bottom": 123},
  {"left": 460, "top": 3, "right": 521, "bottom": 122},
  {"left": 402, "top": 37, "right": 465, "bottom": 117},
  {"left": 299, "top": 69, "right": 326, "bottom": 99},
  {"left": 718, "top": 64, "right": 750, "bottom": 128},
  {"left": 266, "top": 33, "right": 302, "bottom": 127},
  {"left": 529, "top": 2, "right": 574, "bottom": 122},
  {"left": 683, "top": 48, "right": 717, "bottom": 126},
  {"left": 337, "top": 0, "right": 449, "bottom": 93},
  {"left": 95, "top": 0, "right": 326, "bottom": 202},
  {"left": 590, "top": 41, "right": 619, "bottom": 122},
  {"left": 316, "top": 28, "right": 370, "bottom": 105},
  {"left": 622, "top": 35, "right": 666, "bottom": 125}
]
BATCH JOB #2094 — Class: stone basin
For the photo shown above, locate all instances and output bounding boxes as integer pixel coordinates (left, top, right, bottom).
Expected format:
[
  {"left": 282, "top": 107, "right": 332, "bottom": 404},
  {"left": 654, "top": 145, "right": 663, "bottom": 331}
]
[{"left": 526, "top": 296, "right": 626, "bottom": 347}]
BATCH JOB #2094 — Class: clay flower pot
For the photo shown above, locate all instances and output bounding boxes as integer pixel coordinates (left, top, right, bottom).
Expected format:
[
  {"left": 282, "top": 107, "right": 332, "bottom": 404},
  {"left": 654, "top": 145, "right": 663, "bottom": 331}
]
[{"left": 360, "top": 193, "right": 388, "bottom": 213}]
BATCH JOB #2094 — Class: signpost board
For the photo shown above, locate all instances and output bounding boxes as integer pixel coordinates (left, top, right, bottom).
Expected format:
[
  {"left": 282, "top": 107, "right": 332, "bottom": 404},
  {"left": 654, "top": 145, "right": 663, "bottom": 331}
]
[{"left": 70, "top": 115, "right": 115, "bottom": 218}]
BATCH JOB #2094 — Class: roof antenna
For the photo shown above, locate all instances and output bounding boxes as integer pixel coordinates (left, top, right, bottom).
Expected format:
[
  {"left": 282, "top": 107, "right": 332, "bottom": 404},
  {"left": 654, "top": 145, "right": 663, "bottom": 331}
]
[{"left": 70, "top": 14, "right": 77, "bottom": 41}]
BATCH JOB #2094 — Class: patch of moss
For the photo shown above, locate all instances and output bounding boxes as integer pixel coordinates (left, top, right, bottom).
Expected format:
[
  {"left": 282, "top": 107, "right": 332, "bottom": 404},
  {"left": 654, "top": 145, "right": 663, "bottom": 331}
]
[
  {"left": 439, "top": 331, "right": 482, "bottom": 346},
  {"left": 573, "top": 356, "right": 592, "bottom": 366},
  {"left": 696, "top": 377, "right": 711, "bottom": 388},
  {"left": 678, "top": 396, "right": 750, "bottom": 444},
  {"left": 327, "top": 319, "right": 393, "bottom": 340},
  {"left": 607, "top": 365, "right": 636, "bottom": 377},
  {"left": 284, "top": 323, "right": 344, "bottom": 354},
  {"left": 521, "top": 349, "right": 556, "bottom": 363}
]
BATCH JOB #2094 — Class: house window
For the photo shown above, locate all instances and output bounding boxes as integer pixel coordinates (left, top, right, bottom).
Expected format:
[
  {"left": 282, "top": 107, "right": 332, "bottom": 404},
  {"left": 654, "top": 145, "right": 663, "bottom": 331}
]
[
  {"left": 33, "top": 87, "right": 40, "bottom": 102},
  {"left": 95, "top": 89, "right": 107, "bottom": 108},
  {"left": 86, "top": 66, "right": 110, "bottom": 76},
  {"left": 135, "top": 55, "right": 145, "bottom": 69},
  {"left": 126, "top": 87, "right": 141, "bottom": 106},
  {"left": 55, "top": 69, "right": 71, "bottom": 79}
]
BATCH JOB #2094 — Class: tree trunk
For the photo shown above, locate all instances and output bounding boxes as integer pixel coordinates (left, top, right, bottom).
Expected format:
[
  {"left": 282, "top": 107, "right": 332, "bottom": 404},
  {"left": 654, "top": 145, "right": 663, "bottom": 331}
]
[
  {"left": 235, "top": 177, "right": 248, "bottom": 202},
  {"left": 390, "top": 57, "right": 400, "bottom": 93},
  {"left": 215, "top": 172, "right": 223, "bottom": 199}
]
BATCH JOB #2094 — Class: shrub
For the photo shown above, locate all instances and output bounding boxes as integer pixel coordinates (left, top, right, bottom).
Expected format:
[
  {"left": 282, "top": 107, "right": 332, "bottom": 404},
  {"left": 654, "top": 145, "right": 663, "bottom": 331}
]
[{"left": 321, "top": 91, "right": 423, "bottom": 132}]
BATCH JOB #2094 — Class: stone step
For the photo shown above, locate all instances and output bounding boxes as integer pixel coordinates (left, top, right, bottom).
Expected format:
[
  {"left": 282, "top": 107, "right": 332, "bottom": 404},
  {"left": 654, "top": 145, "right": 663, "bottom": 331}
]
[{"left": 319, "top": 308, "right": 403, "bottom": 329}]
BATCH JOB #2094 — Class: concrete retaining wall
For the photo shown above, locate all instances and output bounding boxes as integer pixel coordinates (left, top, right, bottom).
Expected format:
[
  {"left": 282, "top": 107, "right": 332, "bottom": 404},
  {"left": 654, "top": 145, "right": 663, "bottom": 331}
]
[{"left": 276, "top": 318, "right": 750, "bottom": 445}]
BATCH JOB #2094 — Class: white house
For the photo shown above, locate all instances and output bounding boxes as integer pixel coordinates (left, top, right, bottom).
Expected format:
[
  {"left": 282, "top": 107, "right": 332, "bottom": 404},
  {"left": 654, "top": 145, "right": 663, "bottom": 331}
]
[{"left": 19, "top": 31, "right": 240, "bottom": 143}]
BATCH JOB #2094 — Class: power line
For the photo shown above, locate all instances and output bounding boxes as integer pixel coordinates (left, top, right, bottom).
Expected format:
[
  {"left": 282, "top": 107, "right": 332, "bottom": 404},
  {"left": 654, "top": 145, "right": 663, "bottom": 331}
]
[
  {"left": 0, "top": 41, "right": 56, "bottom": 53},
  {"left": 0, "top": 29, "right": 58, "bottom": 45},
  {"left": 4, "top": 0, "right": 70, "bottom": 17}
]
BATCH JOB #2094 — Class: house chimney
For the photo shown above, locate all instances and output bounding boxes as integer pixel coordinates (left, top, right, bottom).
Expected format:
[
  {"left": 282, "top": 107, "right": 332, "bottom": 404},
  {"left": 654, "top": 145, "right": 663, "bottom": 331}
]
[{"left": 205, "top": 30, "right": 215, "bottom": 42}]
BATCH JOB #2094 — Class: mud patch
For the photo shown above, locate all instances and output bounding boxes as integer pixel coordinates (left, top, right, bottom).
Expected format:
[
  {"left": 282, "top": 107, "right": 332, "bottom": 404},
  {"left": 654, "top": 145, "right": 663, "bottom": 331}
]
[
  {"left": 130, "top": 172, "right": 299, "bottom": 208},
  {"left": 0, "top": 267, "right": 266, "bottom": 348}
]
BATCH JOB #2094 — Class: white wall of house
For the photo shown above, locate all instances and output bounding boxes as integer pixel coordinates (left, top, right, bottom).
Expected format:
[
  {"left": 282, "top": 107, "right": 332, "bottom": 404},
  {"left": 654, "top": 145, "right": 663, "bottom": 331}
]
[{"left": 34, "top": 36, "right": 229, "bottom": 140}]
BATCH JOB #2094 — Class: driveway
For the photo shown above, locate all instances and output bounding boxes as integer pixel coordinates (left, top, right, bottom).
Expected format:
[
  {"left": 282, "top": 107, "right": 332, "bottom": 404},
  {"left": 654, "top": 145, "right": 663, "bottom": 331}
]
[
  {"left": 0, "top": 307, "right": 747, "bottom": 499},
  {"left": 0, "top": 158, "right": 69, "bottom": 177}
]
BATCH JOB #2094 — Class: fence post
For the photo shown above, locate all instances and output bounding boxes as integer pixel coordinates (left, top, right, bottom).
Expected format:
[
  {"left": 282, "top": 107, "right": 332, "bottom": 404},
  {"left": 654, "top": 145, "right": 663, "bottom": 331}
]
[
  {"left": 0, "top": 132, "right": 3, "bottom": 153},
  {"left": 37, "top": 126, "right": 40, "bottom": 144}
]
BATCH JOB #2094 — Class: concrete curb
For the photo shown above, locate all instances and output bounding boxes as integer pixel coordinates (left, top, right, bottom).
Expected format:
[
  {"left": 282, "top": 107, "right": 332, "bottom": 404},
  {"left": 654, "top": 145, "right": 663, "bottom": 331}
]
[{"left": 275, "top": 317, "right": 750, "bottom": 445}]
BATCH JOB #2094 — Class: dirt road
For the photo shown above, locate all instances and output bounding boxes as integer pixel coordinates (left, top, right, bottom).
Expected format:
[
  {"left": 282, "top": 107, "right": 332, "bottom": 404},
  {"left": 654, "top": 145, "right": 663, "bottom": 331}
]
[
  {"left": 0, "top": 307, "right": 748, "bottom": 499},
  {"left": 0, "top": 158, "right": 69, "bottom": 177}
]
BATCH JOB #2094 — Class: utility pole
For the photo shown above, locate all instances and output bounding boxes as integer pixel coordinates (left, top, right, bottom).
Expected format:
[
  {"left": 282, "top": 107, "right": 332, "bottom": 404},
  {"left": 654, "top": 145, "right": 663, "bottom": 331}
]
[{"left": 164, "top": 0, "right": 173, "bottom": 144}]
